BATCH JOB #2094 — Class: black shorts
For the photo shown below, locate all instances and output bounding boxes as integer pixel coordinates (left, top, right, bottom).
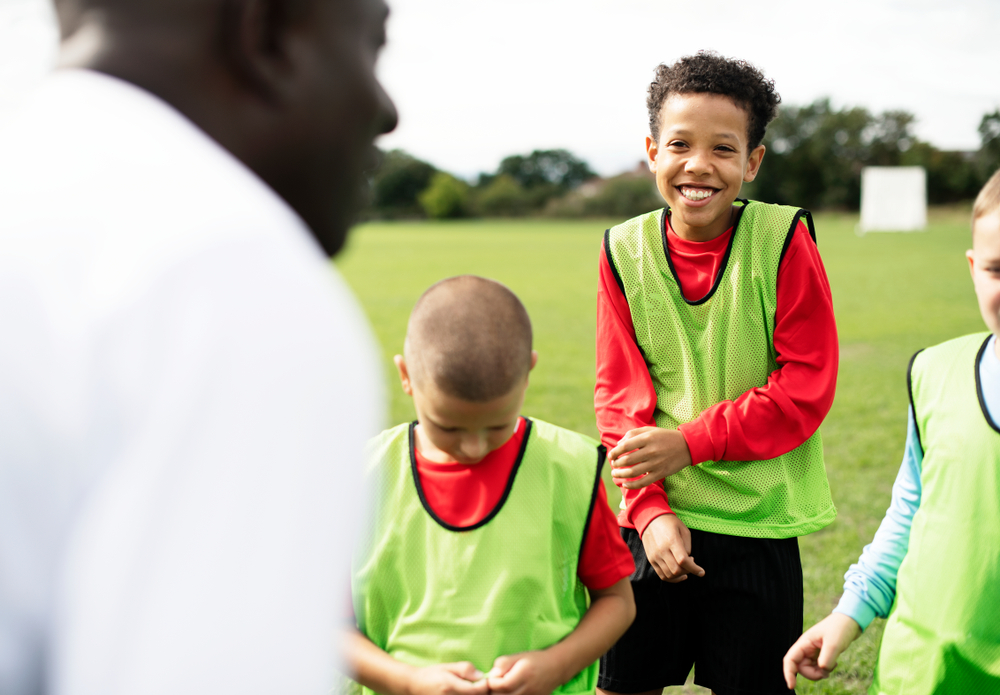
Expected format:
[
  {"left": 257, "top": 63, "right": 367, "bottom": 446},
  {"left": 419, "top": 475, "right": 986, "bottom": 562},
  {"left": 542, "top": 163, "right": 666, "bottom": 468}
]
[{"left": 598, "top": 526, "right": 802, "bottom": 695}]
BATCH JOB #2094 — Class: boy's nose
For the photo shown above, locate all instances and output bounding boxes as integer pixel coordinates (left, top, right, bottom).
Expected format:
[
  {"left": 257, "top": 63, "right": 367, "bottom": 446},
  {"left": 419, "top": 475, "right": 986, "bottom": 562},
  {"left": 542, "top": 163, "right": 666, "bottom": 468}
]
[
  {"left": 459, "top": 435, "right": 489, "bottom": 461},
  {"left": 685, "top": 150, "right": 712, "bottom": 175}
]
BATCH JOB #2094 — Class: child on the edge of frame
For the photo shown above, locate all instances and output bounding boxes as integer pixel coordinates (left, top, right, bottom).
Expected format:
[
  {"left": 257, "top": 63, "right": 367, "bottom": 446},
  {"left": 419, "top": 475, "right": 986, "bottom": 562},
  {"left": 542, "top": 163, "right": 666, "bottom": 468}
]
[
  {"left": 595, "top": 52, "right": 840, "bottom": 695},
  {"left": 346, "top": 275, "right": 637, "bottom": 695},
  {"left": 784, "top": 169, "right": 1000, "bottom": 693}
]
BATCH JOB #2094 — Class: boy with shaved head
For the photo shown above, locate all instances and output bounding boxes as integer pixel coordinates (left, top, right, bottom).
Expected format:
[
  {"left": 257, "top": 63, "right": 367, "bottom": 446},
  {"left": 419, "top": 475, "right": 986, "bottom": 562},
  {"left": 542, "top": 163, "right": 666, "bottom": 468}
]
[{"left": 347, "top": 276, "right": 636, "bottom": 695}]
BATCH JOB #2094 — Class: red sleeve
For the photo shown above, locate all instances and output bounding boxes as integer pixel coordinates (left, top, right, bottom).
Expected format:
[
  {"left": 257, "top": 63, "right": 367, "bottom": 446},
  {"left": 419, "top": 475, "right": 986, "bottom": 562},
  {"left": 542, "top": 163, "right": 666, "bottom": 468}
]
[
  {"left": 676, "top": 220, "right": 839, "bottom": 464},
  {"left": 577, "top": 478, "right": 635, "bottom": 590},
  {"left": 594, "top": 240, "right": 674, "bottom": 537}
]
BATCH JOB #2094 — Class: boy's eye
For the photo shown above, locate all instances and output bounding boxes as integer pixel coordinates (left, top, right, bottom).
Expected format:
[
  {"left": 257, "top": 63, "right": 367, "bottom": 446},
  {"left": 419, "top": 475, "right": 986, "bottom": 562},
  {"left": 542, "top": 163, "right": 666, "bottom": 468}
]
[
  {"left": 667, "top": 140, "right": 687, "bottom": 149},
  {"left": 716, "top": 145, "right": 736, "bottom": 153}
]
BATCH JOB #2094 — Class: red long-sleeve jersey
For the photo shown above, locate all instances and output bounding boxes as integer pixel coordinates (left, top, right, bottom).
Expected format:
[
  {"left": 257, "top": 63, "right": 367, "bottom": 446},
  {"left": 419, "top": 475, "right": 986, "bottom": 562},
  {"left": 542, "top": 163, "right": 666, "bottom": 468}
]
[{"left": 595, "top": 216, "right": 839, "bottom": 537}]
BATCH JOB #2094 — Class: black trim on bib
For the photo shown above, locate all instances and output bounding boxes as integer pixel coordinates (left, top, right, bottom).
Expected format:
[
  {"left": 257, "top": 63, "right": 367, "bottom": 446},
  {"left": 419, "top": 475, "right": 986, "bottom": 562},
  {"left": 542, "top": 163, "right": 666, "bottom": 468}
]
[
  {"left": 975, "top": 336, "right": 1000, "bottom": 434},
  {"left": 779, "top": 209, "right": 817, "bottom": 267},
  {"left": 407, "top": 417, "right": 533, "bottom": 532},
  {"left": 907, "top": 349, "right": 926, "bottom": 452},
  {"left": 604, "top": 228, "right": 627, "bottom": 297},
  {"left": 577, "top": 445, "right": 607, "bottom": 564},
  {"left": 659, "top": 202, "right": 746, "bottom": 306}
]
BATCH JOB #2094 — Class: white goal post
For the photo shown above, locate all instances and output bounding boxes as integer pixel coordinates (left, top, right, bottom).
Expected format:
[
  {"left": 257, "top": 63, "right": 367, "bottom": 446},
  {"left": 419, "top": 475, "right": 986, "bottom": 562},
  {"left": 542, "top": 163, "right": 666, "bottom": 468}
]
[{"left": 859, "top": 166, "right": 927, "bottom": 233}]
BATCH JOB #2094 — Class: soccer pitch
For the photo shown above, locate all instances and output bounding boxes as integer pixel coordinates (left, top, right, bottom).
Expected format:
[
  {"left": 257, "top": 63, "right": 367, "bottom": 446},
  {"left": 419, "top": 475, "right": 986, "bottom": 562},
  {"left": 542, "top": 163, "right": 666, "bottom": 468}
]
[{"left": 336, "top": 208, "right": 982, "bottom": 695}]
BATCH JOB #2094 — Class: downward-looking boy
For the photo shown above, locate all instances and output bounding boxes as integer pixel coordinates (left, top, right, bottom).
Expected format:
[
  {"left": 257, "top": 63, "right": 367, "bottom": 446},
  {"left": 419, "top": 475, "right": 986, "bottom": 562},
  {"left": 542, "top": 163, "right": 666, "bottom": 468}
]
[
  {"left": 348, "top": 275, "right": 636, "bottom": 695},
  {"left": 784, "top": 168, "right": 1000, "bottom": 693},
  {"left": 595, "top": 52, "right": 839, "bottom": 694}
]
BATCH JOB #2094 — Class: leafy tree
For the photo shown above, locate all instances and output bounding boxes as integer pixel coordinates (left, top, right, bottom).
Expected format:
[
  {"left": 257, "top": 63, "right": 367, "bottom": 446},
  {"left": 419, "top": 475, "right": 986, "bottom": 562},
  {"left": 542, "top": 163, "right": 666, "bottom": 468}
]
[
  {"left": 418, "top": 172, "right": 469, "bottom": 219},
  {"left": 473, "top": 175, "right": 532, "bottom": 217},
  {"left": 903, "top": 143, "right": 980, "bottom": 204},
  {"left": 979, "top": 110, "right": 1000, "bottom": 180},
  {"left": 583, "top": 175, "right": 662, "bottom": 218},
  {"left": 744, "top": 99, "right": 980, "bottom": 209},
  {"left": 369, "top": 149, "right": 436, "bottom": 218},
  {"left": 496, "top": 149, "right": 595, "bottom": 190}
]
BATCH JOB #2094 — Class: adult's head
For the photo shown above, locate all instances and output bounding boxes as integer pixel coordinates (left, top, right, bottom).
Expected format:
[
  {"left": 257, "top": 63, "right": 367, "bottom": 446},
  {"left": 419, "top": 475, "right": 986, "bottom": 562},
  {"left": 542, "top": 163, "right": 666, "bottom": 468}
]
[{"left": 55, "top": 0, "right": 398, "bottom": 256}]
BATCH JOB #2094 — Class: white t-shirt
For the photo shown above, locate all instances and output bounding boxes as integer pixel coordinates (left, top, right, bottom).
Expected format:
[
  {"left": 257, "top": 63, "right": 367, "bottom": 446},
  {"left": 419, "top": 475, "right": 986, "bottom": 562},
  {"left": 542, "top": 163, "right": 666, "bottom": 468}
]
[{"left": 0, "top": 70, "right": 383, "bottom": 695}]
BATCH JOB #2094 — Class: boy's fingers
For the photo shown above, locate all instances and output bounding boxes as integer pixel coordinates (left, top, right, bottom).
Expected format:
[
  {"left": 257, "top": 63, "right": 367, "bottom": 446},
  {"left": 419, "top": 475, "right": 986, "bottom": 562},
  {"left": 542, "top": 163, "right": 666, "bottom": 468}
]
[
  {"left": 451, "top": 677, "right": 490, "bottom": 695},
  {"left": 678, "top": 554, "right": 705, "bottom": 577},
  {"left": 817, "top": 639, "right": 842, "bottom": 671},
  {"left": 782, "top": 640, "right": 809, "bottom": 688},
  {"left": 445, "top": 662, "right": 484, "bottom": 682},
  {"left": 783, "top": 636, "right": 826, "bottom": 687},
  {"left": 608, "top": 446, "right": 641, "bottom": 466},
  {"left": 611, "top": 459, "right": 649, "bottom": 479},
  {"left": 782, "top": 655, "right": 799, "bottom": 690},
  {"left": 488, "top": 655, "right": 517, "bottom": 679}
]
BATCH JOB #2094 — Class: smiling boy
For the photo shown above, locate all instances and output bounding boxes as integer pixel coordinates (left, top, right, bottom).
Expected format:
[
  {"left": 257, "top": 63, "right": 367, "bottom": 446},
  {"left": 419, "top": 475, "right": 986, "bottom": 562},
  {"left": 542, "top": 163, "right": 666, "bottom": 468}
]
[
  {"left": 348, "top": 276, "right": 636, "bottom": 695},
  {"left": 595, "top": 53, "right": 839, "bottom": 694}
]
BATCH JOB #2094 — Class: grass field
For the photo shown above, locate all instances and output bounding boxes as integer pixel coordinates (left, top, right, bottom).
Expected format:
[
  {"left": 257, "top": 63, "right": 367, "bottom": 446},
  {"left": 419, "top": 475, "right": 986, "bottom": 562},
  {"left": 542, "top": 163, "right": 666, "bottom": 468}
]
[{"left": 336, "top": 207, "right": 984, "bottom": 694}]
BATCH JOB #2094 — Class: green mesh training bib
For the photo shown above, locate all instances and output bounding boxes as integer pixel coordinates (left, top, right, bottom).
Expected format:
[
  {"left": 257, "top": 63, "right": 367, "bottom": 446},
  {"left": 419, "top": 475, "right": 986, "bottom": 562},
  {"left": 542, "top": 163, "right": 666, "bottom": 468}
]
[
  {"left": 353, "top": 418, "right": 604, "bottom": 694},
  {"left": 605, "top": 201, "right": 835, "bottom": 538},
  {"left": 870, "top": 333, "right": 1000, "bottom": 694}
]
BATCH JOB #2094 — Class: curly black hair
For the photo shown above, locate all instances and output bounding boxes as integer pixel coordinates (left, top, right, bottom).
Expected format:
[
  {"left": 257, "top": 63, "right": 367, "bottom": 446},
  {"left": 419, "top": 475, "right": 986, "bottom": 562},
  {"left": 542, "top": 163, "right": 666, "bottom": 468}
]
[{"left": 647, "top": 52, "right": 781, "bottom": 151}]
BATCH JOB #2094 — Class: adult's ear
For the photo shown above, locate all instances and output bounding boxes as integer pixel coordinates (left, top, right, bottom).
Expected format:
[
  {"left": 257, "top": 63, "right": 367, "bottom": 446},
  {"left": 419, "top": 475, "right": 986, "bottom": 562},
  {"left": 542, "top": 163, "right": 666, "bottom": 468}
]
[{"left": 218, "top": 0, "right": 305, "bottom": 104}]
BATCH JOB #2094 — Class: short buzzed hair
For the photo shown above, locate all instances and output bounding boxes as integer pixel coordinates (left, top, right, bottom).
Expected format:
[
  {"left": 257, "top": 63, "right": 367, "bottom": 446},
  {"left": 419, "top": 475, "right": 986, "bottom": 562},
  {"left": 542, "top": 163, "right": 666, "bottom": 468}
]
[
  {"left": 405, "top": 276, "right": 533, "bottom": 402},
  {"left": 973, "top": 168, "right": 1000, "bottom": 224}
]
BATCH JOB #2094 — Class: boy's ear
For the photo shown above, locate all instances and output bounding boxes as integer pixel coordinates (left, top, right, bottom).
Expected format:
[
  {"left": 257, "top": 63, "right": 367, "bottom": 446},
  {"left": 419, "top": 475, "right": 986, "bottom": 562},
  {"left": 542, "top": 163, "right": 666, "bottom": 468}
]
[
  {"left": 645, "top": 135, "right": 658, "bottom": 173},
  {"left": 967, "top": 249, "right": 976, "bottom": 278},
  {"left": 529, "top": 350, "right": 539, "bottom": 371},
  {"left": 394, "top": 354, "right": 414, "bottom": 396},
  {"left": 743, "top": 144, "right": 766, "bottom": 182}
]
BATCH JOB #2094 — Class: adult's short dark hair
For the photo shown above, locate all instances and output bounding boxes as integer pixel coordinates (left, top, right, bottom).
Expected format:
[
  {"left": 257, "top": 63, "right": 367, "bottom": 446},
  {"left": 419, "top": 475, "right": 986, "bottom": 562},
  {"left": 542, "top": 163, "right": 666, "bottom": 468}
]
[
  {"left": 405, "top": 276, "right": 533, "bottom": 402},
  {"left": 647, "top": 51, "right": 781, "bottom": 151}
]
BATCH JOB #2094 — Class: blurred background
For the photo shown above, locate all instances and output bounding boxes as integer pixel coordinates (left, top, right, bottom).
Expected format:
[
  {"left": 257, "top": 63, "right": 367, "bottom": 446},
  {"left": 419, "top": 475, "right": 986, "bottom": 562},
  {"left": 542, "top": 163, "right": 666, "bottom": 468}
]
[{"left": 3, "top": 0, "right": 998, "bottom": 219}]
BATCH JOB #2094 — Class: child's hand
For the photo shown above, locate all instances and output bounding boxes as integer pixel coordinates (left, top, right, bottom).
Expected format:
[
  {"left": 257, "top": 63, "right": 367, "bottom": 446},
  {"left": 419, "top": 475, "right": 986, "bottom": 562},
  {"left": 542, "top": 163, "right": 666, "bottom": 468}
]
[
  {"left": 410, "top": 662, "right": 489, "bottom": 695},
  {"left": 782, "top": 612, "right": 862, "bottom": 689},
  {"left": 609, "top": 427, "right": 692, "bottom": 488},
  {"left": 641, "top": 513, "right": 705, "bottom": 582},
  {"left": 485, "top": 651, "right": 563, "bottom": 695}
]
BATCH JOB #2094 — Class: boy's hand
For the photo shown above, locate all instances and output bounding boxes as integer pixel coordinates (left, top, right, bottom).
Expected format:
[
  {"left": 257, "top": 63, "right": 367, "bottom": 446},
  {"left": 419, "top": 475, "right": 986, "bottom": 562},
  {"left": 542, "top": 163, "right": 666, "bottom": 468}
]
[
  {"left": 409, "top": 662, "right": 489, "bottom": 695},
  {"left": 641, "top": 513, "right": 705, "bottom": 582},
  {"left": 609, "top": 427, "right": 692, "bottom": 488},
  {"left": 782, "top": 613, "right": 862, "bottom": 689},
  {"left": 486, "top": 651, "right": 563, "bottom": 695}
]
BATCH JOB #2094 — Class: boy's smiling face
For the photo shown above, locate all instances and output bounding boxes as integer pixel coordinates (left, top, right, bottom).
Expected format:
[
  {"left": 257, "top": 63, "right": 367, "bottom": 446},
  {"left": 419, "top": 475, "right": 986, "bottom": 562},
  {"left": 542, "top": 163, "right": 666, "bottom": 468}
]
[
  {"left": 646, "top": 92, "right": 765, "bottom": 242},
  {"left": 968, "top": 211, "right": 1000, "bottom": 354}
]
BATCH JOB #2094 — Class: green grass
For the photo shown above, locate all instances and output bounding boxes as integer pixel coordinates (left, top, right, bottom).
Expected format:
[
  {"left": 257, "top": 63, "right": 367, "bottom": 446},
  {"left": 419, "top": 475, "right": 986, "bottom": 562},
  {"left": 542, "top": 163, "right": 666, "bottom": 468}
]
[{"left": 335, "top": 208, "right": 984, "bottom": 694}]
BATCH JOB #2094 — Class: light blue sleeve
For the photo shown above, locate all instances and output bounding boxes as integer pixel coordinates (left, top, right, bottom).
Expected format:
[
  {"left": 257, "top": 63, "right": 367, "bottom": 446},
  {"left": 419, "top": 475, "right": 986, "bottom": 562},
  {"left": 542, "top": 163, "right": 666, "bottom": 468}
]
[{"left": 833, "top": 407, "right": 923, "bottom": 630}]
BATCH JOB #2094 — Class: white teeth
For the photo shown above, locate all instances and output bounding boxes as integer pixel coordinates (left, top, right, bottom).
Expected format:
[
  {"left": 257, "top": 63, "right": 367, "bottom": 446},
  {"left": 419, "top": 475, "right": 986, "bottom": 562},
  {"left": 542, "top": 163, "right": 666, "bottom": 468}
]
[{"left": 681, "top": 187, "right": 714, "bottom": 201}]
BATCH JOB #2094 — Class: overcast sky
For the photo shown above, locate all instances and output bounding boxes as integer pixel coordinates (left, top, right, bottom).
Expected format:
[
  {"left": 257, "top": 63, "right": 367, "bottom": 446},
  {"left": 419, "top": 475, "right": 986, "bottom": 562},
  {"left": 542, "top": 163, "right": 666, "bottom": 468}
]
[{"left": 3, "top": 0, "right": 998, "bottom": 177}]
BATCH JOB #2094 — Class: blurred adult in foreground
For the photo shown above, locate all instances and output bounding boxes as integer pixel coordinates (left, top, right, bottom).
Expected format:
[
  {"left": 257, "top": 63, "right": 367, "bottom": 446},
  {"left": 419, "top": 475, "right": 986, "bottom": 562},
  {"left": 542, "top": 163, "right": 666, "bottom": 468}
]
[{"left": 0, "top": 0, "right": 396, "bottom": 693}]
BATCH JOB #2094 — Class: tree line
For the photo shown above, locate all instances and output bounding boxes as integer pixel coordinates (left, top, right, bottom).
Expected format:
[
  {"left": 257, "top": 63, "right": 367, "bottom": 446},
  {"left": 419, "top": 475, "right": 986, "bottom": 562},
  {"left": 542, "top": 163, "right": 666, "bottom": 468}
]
[{"left": 366, "top": 101, "right": 1000, "bottom": 220}]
